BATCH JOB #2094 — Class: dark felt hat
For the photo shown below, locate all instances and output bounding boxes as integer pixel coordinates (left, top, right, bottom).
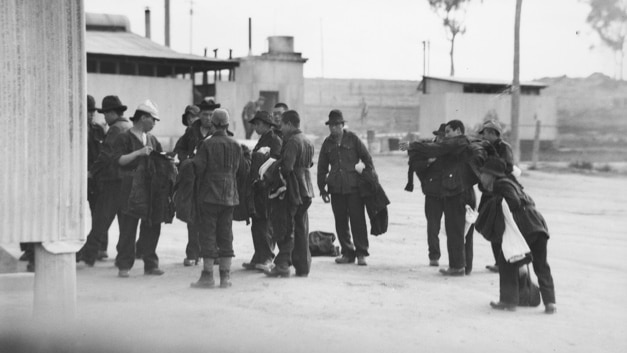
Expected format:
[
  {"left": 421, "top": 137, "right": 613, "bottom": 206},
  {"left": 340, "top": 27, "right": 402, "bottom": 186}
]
[
  {"left": 481, "top": 157, "right": 506, "bottom": 178},
  {"left": 249, "top": 110, "right": 277, "bottom": 127},
  {"left": 181, "top": 105, "right": 200, "bottom": 126},
  {"left": 97, "top": 95, "right": 127, "bottom": 113},
  {"left": 87, "top": 95, "right": 98, "bottom": 112},
  {"left": 432, "top": 123, "right": 447, "bottom": 136},
  {"left": 325, "top": 109, "right": 345, "bottom": 125},
  {"left": 197, "top": 97, "right": 221, "bottom": 111}
]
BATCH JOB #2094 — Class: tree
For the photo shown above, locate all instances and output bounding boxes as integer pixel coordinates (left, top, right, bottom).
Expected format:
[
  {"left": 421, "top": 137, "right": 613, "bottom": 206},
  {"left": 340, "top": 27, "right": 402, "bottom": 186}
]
[
  {"left": 428, "top": 0, "right": 471, "bottom": 76},
  {"left": 585, "top": 0, "right": 627, "bottom": 80},
  {"left": 511, "top": 0, "right": 523, "bottom": 163}
]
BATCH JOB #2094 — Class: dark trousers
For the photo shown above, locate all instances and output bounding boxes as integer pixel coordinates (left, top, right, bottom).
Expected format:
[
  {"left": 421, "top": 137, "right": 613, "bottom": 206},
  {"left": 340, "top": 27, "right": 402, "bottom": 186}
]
[
  {"left": 80, "top": 180, "right": 122, "bottom": 262},
  {"left": 115, "top": 213, "right": 161, "bottom": 271},
  {"left": 198, "top": 203, "right": 235, "bottom": 259},
  {"left": 185, "top": 222, "right": 201, "bottom": 260},
  {"left": 498, "top": 233, "right": 556, "bottom": 305},
  {"left": 87, "top": 179, "right": 108, "bottom": 252},
  {"left": 425, "top": 193, "right": 474, "bottom": 270},
  {"left": 425, "top": 195, "right": 443, "bottom": 261},
  {"left": 331, "top": 192, "right": 369, "bottom": 258},
  {"left": 249, "top": 216, "right": 275, "bottom": 264},
  {"left": 272, "top": 197, "right": 312, "bottom": 275}
]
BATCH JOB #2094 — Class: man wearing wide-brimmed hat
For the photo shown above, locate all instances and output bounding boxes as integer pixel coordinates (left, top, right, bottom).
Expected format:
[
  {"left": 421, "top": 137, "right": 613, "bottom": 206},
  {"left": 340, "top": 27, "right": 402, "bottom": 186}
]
[
  {"left": 241, "top": 110, "right": 282, "bottom": 272},
  {"left": 191, "top": 109, "right": 245, "bottom": 288},
  {"left": 241, "top": 96, "right": 266, "bottom": 139},
  {"left": 317, "top": 109, "right": 375, "bottom": 266},
  {"left": 112, "top": 99, "right": 171, "bottom": 278},
  {"left": 78, "top": 95, "right": 132, "bottom": 266}
]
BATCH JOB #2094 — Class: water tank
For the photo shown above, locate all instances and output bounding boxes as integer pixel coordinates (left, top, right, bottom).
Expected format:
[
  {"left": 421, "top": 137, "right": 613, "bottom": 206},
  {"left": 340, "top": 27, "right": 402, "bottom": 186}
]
[{"left": 268, "top": 36, "right": 294, "bottom": 54}]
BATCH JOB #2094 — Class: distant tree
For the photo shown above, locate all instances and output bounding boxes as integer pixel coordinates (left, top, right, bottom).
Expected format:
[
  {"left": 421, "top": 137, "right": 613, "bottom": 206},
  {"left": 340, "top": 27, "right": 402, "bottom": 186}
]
[
  {"left": 585, "top": 0, "right": 627, "bottom": 80},
  {"left": 427, "top": 0, "right": 471, "bottom": 76}
]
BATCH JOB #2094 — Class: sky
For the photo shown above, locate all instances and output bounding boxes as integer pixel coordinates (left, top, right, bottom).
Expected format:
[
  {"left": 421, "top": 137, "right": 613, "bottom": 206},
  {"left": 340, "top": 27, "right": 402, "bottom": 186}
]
[{"left": 84, "top": 0, "right": 618, "bottom": 81}]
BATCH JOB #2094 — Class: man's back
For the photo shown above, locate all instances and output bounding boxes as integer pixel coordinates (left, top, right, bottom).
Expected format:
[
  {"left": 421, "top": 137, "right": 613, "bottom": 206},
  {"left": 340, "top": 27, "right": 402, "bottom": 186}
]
[{"left": 194, "top": 132, "right": 242, "bottom": 206}]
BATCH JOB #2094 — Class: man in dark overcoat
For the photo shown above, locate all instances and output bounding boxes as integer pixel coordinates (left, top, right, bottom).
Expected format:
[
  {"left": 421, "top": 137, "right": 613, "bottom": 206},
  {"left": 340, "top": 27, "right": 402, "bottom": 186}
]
[
  {"left": 78, "top": 95, "right": 132, "bottom": 266},
  {"left": 265, "top": 110, "right": 315, "bottom": 278},
  {"left": 242, "top": 111, "right": 282, "bottom": 272},
  {"left": 317, "top": 109, "right": 375, "bottom": 266}
]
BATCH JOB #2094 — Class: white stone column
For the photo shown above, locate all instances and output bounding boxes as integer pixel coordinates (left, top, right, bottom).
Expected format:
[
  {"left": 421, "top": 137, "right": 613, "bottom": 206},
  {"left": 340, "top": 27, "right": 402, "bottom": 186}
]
[{"left": 0, "top": 0, "right": 86, "bottom": 319}]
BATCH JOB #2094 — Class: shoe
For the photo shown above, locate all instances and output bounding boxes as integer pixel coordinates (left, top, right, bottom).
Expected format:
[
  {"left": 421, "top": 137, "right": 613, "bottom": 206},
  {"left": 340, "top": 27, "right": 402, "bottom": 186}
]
[
  {"left": 545, "top": 303, "right": 557, "bottom": 314},
  {"left": 357, "top": 256, "right": 367, "bottom": 266},
  {"left": 144, "top": 268, "right": 165, "bottom": 276},
  {"left": 264, "top": 265, "right": 290, "bottom": 278},
  {"left": 335, "top": 255, "right": 355, "bottom": 264},
  {"left": 429, "top": 259, "right": 439, "bottom": 267},
  {"left": 439, "top": 267, "right": 465, "bottom": 276},
  {"left": 219, "top": 270, "right": 232, "bottom": 288},
  {"left": 465, "top": 268, "right": 472, "bottom": 275},
  {"left": 97, "top": 250, "right": 109, "bottom": 260},
  {"left": 191, "top": 270, "right": 215, "bottom": 289},
  {"left": 118, "top": 269, "right": 130, "bottom": 278},
  {"left": 242, "top": 261, "right": 257, "bottom": 270},
  {"left": 490, "top": 301, "right": 516, "bottom": 312},
  {"left": 77, "top": 252, "right": 95, "bottom": 267},
  {"left": 295, "top": 272, "right": 309, "bottom": 277},
  {"left": 486, "top": 264, "right": 499, "bottom": 273},
  {"left": 255, "top": 260, "right": 274, "bottom": 272},
  {"left": 183, "top": 258, "right": 198, "bottom": 267}
]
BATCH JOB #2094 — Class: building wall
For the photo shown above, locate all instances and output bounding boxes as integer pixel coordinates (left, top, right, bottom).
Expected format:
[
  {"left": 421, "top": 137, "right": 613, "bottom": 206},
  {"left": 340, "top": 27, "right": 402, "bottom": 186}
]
[
  {"left": 419, "top": 93, "right": 557, "bottom": 141},
  {"left": 424, "top": 80, "right": 464, "bottom": 94},
  {"left": 303, "top": 78, "right": 421, "bottom": 139},
  {"left": 232, "top": 57, "right": 305, "bottom": 139},
  {"left": 1, "top": 0, "right": 85, "bottom": 243},
  {"left": 87, "top": 73, "right": 193, "bottom": 150}
]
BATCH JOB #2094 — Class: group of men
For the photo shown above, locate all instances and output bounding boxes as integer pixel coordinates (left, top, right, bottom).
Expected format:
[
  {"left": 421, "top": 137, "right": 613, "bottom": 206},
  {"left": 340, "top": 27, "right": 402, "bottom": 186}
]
[{"left": 403, "top": 119, "right": 556, "bottom": 314}]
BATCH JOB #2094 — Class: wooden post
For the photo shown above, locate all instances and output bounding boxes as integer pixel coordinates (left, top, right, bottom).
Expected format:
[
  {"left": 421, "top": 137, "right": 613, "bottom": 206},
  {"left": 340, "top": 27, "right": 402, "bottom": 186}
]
[{"left": 531, "top": 118, "right": 541, "bottom": 169}]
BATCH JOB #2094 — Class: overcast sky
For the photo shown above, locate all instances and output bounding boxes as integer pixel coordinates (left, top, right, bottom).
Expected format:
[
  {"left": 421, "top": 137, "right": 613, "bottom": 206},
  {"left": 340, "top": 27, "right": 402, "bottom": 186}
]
[{"left": 85, "top": 0, "right": 616, "bottom": 81}]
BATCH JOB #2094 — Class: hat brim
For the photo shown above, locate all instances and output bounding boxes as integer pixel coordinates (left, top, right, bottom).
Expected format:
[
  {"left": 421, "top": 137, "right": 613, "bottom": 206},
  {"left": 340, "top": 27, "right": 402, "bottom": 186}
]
[
  {"left": 249, "top": 117, "right": 278, "bottom": 127},
  {"left": 325, "top": 120, "right": 345, "bottom": 125},
  {"left": 198, "top": 103, "right": 221, "bottom": 111},
  {"left": 481, "top": 168, "right": 505, "bottom": 178},
  {"left": 97, "top": 105, "right": 127, "bottom": 113}
]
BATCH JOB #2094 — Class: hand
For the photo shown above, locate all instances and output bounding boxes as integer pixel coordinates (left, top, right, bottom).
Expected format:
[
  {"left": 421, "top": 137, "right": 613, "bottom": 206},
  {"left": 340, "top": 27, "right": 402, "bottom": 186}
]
[
  {"left": 399, "top": 141, "right": 409, "bottom": 151},
  {"left": 321, "top": 192, "right": 331, "bottom": 203},
  {"left": 137, "top": 145, "right": 153, "bottom": 156},
  {"left": 355, "top": 161, "right": 365, "bottom": 174}
]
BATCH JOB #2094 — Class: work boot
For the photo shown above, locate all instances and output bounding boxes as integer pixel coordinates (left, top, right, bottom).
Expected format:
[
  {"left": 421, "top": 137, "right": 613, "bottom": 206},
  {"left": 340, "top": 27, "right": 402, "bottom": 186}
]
[
  {"left": 219, "top": 257, "right": 232, "bottom": 288},
  {"left": 190, "top": 270, "right": 215, "bottom": 289},
  {"left": 97, "top": 250, "right": 109, "bottom": 260},
  {"left": 545, "top": 303, "right": 557, "bottom": 314},
  {"left": 439, "top": 267, "right": 465, "bottom": 276},
  {"left": 334, "top": 255, "right": 355, "bottom": 264},
  {"left": 264, "top": 264, "right": 290, "bottom": 278},
  {"left": 490, "top": 301, "right": 516, "bottom": 312},
  {"left": 357, "top": 256, "right": 367, "bottom": 266}
]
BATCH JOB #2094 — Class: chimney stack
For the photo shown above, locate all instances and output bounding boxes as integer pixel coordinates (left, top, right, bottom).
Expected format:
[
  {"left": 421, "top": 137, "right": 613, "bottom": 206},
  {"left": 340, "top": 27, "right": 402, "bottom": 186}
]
[
  {"left": 165, "top": 0, "right": 170, "bottom": 47},
  {"left": 144, "top": 7, "right": 151, "bottom": 39},
  {"left": 248, "top": 17, "right": 252, "bottom": 56}
]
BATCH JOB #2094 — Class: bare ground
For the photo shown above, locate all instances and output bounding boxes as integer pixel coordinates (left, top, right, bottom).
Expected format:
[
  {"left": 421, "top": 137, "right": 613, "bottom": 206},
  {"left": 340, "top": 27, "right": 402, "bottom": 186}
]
[{"left": 1, "top": 154, "right": 627, "bottom": 353}]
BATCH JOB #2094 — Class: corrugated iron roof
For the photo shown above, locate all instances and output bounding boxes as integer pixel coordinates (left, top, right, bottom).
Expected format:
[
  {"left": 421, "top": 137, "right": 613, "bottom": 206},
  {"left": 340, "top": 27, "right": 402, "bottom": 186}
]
[
  {"left": 422, "top": 75, "right": 547, "bottom": 88},
  {"left": 86, "top": 30, "right": 235, "bottom": 65}
]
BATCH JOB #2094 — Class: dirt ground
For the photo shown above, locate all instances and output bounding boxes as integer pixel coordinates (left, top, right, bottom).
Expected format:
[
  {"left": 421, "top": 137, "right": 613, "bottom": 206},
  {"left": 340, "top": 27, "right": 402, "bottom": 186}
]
[{"left": 1, "top": 154, "right": 627, "bottom": 353}]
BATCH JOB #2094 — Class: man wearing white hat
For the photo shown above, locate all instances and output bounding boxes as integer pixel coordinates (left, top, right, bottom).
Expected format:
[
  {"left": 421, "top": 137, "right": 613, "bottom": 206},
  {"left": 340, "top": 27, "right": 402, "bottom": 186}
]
[{"left": 112, "top": 100, "right": 170, "bottom": 278}]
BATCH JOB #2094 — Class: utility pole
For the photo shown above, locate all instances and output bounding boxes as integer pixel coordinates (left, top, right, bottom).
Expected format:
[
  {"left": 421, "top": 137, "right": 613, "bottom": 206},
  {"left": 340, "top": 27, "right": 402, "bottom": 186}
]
[
  {"left": 511, "top": 0, "right": 523, "bottom": 163},
  {"left": 189, "top": 0, "right": 194, "bottom": 54}
]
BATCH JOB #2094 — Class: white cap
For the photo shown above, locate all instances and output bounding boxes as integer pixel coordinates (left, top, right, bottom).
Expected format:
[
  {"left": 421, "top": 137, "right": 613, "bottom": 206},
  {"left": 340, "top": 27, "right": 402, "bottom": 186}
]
[{"left": 136, "top": 99, "right": 160, "bottom": 120}]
